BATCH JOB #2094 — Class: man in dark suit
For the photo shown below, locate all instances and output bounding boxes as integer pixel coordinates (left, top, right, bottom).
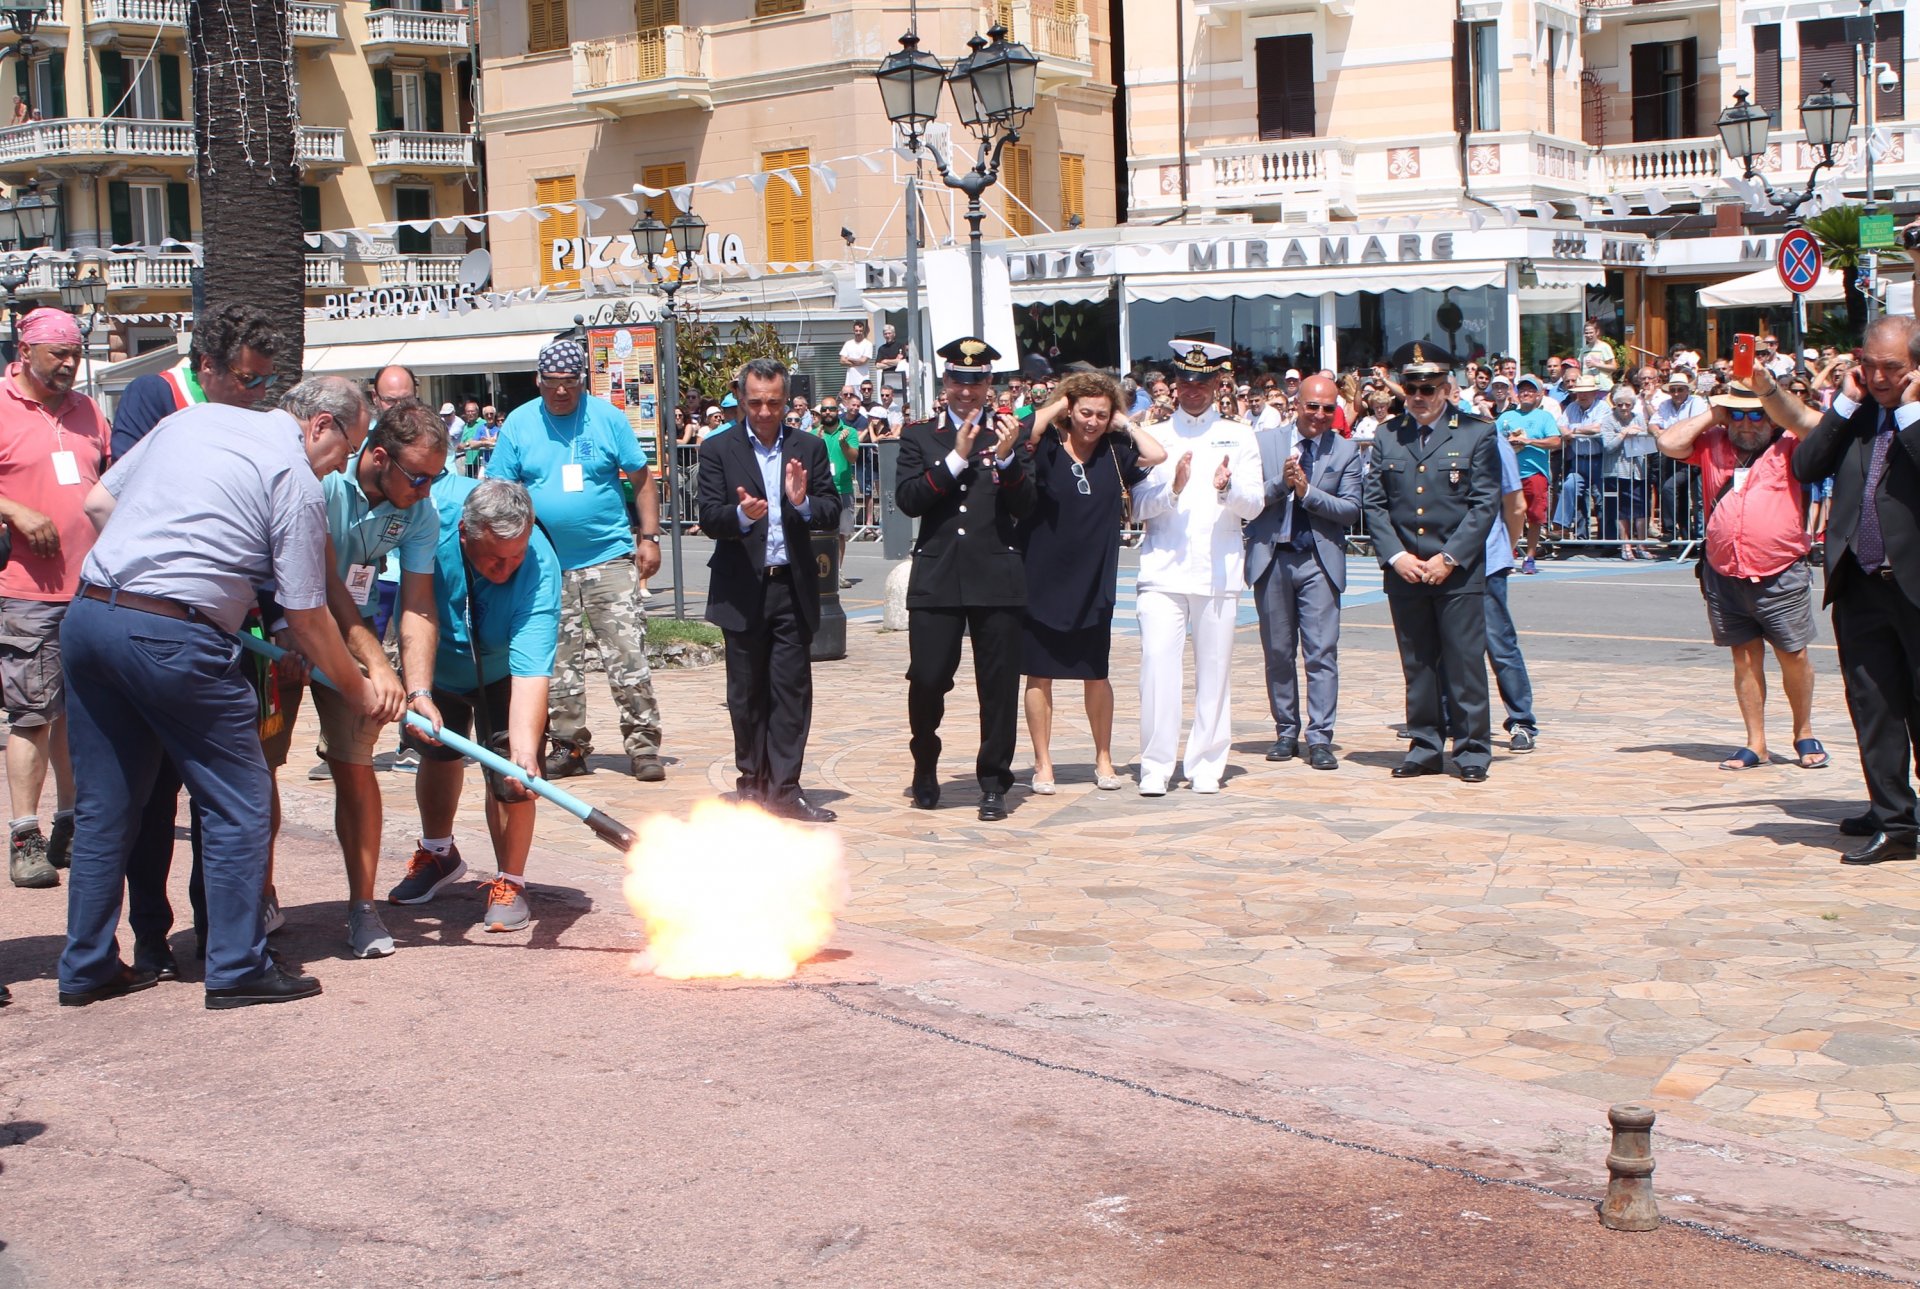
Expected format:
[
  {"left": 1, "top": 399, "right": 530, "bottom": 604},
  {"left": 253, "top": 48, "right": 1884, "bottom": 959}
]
[
  {"left": 895, "top": 337, "right": 1034, "bottom": 821},
  {"left": 1361, "top": 346, "right": 1502, "bottom": 782},
  {"left": 1245, "top": 374, "right": 1363, "bottom": 770},
  {"left": 1781, "top": 316, "right": 1920, "bottom": 864},
  {"left": 698, "top": 357, "right": 842, "bottom": 823}
]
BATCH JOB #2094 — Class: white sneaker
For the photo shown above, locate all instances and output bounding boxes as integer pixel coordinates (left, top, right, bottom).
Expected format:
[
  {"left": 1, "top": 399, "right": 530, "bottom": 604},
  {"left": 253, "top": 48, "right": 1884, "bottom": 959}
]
[
  {"left": 638, "top": 586, "right": 654, "bottom": 602},
  {"left": 1191, "top": 780, "right": 1221, "bottom": 795},
  {"left": 1138, "top": 776, "right": 1168, "bottom": 797},
  {"left": 347, "top": 900, "right": 395, "bottom": 958}
]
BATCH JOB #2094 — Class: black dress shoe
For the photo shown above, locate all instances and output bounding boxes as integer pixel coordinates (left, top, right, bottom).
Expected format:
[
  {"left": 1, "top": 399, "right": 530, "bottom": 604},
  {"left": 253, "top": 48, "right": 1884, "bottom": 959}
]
[
  {"left": 1266, "top": 738, "right": 1298, "bottom": 762},
  {"left": 1391, "top": 762, "right": 1441, "bottom": 779},
  {"left": 1840, "top": 832, "right": 1919, "bottom": 866},
  {"left": 205, "top": 963, "right": 323, "bottom": 1010},
  {"left": 133, "top": 941, "right": 179, "bottom": 982},
  {"left": 0, "top": 982, "right": 11, "bottom": 1005},
  {"left": 1839, "top": 813, "right": 1878, "bottom": 837},
  {"left": 911, "top": 774, "right": 940, "bottom": 810},
  {"left": 59, "top": 965, "right": 160, "bottom": 1008},
  {"left": 1459, "top": 765, "right": 1489, "bottom": 783},
  {"left": 1307, "top": 744, "right": 1338, "bottom": 771},
  {"left": 769, "top": 796, "right": 837, "bottom": 824},
  {"left": 977, "top": 792, "right": 1007, "bottom": 822}
]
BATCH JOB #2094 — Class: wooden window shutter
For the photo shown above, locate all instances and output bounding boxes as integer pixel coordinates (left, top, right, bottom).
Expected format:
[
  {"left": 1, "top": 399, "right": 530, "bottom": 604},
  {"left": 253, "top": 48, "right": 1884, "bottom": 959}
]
[
  {"left": 641, "top": 161, "right": 687, "bottom": 230},
  {"left": 1255, "top": 35, "right": 1313, "bottom": 140},
  {"left": 107, "top": 180, "right": 132, "bottom": 246},
  {"left": 424, "top": 71, "right": 444, "bottom": 132},
  {"left": 165, "top": 182, "right": 191, "bottom": 242},
  {"left": 373, "top": 67, "right": 396, "bottom": 131},
  {"left": 527, "top": 0, "right": 567, "bottom": 54},
  {"left": 1059, "top": 153, "right": 1084, "bottom": 225},
  {"left": 1754, "top": 25, "right": 1781, "bottom": 125},
  {"left": 754, "top": 0, "right": 804, "bottom": 14},
  {"left": 762, "top": 147, "right": 813, "bottom": 268},
  {"left": 43, "top": 50, "right": 64, "bottom": 119},
  {"left": 1678, "top": 38, "right": 1698, "bottom": 138},
  {"left": 635, "top": 0, "right": 678, "bottom": 28},
  {"left": 1629, "top": 42, "right": 1663, "bottom": 142},
  {"left": 1877, "top": 13, "right": 1904, "bottom": 121},
  {"left": 1797, "top": 20, "right": 1855, "bottom": 107},
  {"left": 159, "top": 53, "right": 183, "bottom": 121},
  {"left": 535, "top": 175, "right": 579, "bottom": 287},
  {"left": 1001, "top": 141, "right": 1033, "bottom": 236},
  {"left": 301, "top": 185, "right": 322, "bottom": 234},
  {"left": 100, "top": 50, "right": 126, "bottom": 120}
]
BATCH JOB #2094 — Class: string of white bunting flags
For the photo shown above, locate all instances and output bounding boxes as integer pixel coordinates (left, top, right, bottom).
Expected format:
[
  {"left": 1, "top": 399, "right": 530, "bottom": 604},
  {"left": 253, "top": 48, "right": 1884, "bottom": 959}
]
[{"left": 300, "top": 146, "right": 895, "bottom": 251}]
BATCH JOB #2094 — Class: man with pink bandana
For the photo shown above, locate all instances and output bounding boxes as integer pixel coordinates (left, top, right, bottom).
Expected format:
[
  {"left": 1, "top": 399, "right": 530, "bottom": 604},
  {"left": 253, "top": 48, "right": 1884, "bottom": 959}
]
[{"left": 0, "top": 307, "right": 110, "bottom": 912}]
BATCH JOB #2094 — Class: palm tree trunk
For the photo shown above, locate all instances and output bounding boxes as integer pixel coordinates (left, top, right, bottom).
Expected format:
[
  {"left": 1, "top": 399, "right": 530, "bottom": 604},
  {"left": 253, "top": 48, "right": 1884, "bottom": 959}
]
[{"left": 188, "top": 0, "right": 304, "bottom": 380}]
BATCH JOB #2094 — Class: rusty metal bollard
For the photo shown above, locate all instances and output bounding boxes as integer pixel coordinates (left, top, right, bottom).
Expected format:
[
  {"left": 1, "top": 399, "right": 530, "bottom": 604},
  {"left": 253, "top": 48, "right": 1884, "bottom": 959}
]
[{"left": 1600, "top": 1103, "right": 1661, "bottom": 1231}]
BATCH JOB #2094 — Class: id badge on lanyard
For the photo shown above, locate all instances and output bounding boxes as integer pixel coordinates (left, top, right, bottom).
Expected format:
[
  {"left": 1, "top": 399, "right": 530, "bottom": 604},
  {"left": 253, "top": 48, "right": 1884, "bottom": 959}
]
[{"left": 51, "top": 450, "right": 80, "bottom": 485}]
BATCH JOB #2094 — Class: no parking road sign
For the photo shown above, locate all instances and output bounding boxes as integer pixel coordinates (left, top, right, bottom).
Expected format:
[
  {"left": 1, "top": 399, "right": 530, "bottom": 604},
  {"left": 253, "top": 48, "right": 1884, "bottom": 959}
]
[{"left": 1778, "top": 229, "right": 1823, "bottom": 295}]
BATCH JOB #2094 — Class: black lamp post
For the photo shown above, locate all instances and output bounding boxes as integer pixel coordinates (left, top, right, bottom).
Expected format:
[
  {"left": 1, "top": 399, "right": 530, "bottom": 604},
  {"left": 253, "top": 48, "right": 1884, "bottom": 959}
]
[
  {"left": 628, "top": 203, "right": 706, "bottom": 621},
  {"left": 875, "top": 25, "right": 1039, "bottom": 344},
  {"left": 58, "top": 258, "right": 107, "bottom": 395},
  {"left": 0, "top": 175, "right": 57, "bottom": 359},
  {"left": 1715, "top": 76, "right": 1856, "bottom": 215}
]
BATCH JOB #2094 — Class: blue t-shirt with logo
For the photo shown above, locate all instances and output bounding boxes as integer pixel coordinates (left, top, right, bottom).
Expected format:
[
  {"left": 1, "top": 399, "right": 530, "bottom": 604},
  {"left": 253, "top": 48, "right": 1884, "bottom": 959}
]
[
  {"left": 487, "top": 392, "right": 648, "bottom": 571},
  {"left": 425, "top": 475, "right": 563, "bottom": 693},
  {"left": 1496, "top": 406, "right": 1559, "bottom": 481}
]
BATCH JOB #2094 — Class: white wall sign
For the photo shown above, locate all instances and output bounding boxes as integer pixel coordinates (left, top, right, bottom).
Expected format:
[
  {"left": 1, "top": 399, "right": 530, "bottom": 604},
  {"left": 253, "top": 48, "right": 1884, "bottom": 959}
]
[{"left": 551, "top": 233, "right": 747, "bottom": 273}]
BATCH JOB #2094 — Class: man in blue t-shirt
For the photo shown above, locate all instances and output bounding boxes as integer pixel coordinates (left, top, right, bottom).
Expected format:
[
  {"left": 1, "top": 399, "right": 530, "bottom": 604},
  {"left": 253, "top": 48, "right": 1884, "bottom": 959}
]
[
  {"left": 487, "top": 338, "right": 664, "bottom": 782},
  {"left": 1497, "top": 376, "right": 1562, "bottom": 573},
  {"left": 389, "top": 476, "right": 560, "bottom": 933}
]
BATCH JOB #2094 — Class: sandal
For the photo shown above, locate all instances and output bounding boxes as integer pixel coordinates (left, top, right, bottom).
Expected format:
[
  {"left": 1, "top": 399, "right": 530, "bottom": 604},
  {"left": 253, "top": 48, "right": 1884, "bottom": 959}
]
[
  {"left": 1094, "top": 773, "right": 1123, "bottom": 791},
  {"left": 1794, "top": 738, "right": 1830, "bottom": 770},
  {"left": 1030, "top": 778, "right": 1056, "bottom": 795},
  {"left": 1721, "top": 748, "right": 1765, "bottom": 770}
]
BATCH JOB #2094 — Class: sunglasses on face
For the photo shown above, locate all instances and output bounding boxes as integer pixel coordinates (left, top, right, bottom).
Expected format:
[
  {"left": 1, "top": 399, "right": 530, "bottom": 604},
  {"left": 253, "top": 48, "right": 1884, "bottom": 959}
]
[
  {"left": 383, "top": 454, "right": 449, "bottom": 489},
  {"left": 225, "top": 366, "right": 273, "bottom": 390},
  {"left": 1726, "top": 408, "right": 1768, "bottom": 422},
  {"left": 1406, "top": 383, "right": 1443, "bottom": 396},
  {"left": 1298, "top": 401, "right": 1338, "bottom": 413},
  {"left": 540, "top": 375, "right": 583, "bottom": 390}
]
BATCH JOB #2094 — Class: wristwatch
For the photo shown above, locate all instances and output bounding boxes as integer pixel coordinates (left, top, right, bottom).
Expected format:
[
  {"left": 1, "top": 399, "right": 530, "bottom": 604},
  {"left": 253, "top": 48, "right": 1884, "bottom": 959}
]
[
  {"left": 405, "top": 689, "right": 433, "bottom": 703},
  {"left": 637, "top": 533, "right": 660, "bottom": 544}
]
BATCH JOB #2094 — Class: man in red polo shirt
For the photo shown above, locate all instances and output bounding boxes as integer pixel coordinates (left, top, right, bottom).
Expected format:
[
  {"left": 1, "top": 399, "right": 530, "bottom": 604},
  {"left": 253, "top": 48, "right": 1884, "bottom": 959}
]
[
  {"left": 0, "top": 308, "right": 110, "bottom": 893},
  {"left": 1656, "top": 381, "right": 1828, "bottom": 772}
]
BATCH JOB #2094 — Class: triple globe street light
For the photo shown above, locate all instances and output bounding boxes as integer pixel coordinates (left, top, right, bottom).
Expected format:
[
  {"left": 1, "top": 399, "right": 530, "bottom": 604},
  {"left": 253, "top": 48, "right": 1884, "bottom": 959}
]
[{"left": 1714, "top": 74, "right": 1857, "bottom": 215}]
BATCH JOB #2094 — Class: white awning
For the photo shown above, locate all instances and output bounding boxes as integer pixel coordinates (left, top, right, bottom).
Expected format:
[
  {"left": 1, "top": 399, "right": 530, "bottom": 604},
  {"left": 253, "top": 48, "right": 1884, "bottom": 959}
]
[
  {"left": 1697, "top": 265, "right": 1844, "bottom": 309},
  {"left": 1123, "top": 264, "right": 1505, "bottom": 303},
  {"left": 303, "top": 342, "right": 409, "bottom": 376},
  {"left": 1010, "top": 279, "right": 1111, "bottom": 306},
  {"left": 1534, "top": 264, "right": 1606, "bottom": 289},
  {"left": 302, "top": 334, "right": 540, "bottom": 378}
]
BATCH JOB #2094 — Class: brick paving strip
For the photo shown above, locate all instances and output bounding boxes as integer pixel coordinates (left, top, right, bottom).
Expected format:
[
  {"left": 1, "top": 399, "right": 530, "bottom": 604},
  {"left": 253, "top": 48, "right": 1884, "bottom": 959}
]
[{"left": 3, "top": 617, "right": 1915, "bottom": 1281}]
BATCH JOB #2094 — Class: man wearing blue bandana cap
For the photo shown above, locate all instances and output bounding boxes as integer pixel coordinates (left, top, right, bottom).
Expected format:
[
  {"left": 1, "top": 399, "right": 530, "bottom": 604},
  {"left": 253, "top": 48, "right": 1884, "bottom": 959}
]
[{"left": 488, "top": 336, "right": 665, "bottom": 781}]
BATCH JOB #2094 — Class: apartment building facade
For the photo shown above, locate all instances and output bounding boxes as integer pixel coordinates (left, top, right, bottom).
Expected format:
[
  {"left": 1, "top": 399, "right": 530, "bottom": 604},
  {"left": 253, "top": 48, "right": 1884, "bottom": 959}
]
[
  {"left": 0, "top": 0, "right": 481, "bottom": 360},
  {"left": 1119, "top": 0, "right": 1915, "bottom": 369},
  {"left": 475, "top": 0, "right": 1117, "bottom": 300}
]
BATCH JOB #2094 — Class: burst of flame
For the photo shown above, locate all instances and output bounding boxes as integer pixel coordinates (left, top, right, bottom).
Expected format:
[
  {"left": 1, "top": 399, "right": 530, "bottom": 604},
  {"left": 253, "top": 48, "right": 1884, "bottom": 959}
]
[{"left": 622, "top": 798, "right": 848, "bottom": 980}]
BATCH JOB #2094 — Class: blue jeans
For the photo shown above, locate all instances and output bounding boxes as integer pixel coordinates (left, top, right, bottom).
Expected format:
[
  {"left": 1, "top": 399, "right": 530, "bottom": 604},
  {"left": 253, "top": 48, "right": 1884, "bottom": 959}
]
[
  {"left": 1484, "top": 570, "right": 1536, "bottom": 733},
  {"left": 1552, "top": 450, "right": 1605, "bottom": 536},
  {"left": 58, "top": 595, "right": 273, "bottom": 992}
]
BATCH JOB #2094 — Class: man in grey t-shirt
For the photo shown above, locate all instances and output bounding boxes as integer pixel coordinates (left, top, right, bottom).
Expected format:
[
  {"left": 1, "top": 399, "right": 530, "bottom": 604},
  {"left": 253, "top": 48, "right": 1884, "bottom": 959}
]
[{"left": 58, "top": 386, "right": 393, "bottom": 1010}]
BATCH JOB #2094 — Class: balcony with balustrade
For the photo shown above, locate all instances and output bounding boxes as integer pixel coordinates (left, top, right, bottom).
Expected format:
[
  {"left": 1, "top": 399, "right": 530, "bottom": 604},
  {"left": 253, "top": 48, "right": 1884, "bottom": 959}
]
[
  {"left": 363, "top": 6, "right": 471, "bottom": 63},
  {"left": 987, "top": 3, "right": 1093, "bottom": 91},
  {"left": 1131, "top": 138, "right": 1358, "bottom": 221},
  {"left": 86, "top": 0, "right": 184, "bottom": 44},
  {"left": 289, "top": 1, "right": 341, "bottom": 46},
  {"left": 305, "top": 255, "right": 346, "bottom": 290},
  {"left": 570, "top": 27, "right": 710, "bottom": 116},
  {"left": 296, "top": 125, "right": 347, "bottom": 173},
  {"left": 0, "top": 117, "right": 192, "bottom": 178},
  {"left": 367, "top": 130, "right": 473, "bottom": 173},
  {"left": 379, "top": 254, "right": 463, "bottom": 286}
]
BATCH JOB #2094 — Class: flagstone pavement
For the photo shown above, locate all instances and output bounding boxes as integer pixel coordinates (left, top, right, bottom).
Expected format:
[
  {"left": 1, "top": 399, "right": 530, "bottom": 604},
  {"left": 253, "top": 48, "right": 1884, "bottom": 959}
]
[{"left": 284, "top": 614, "right": 1920, "bottom": 1178}]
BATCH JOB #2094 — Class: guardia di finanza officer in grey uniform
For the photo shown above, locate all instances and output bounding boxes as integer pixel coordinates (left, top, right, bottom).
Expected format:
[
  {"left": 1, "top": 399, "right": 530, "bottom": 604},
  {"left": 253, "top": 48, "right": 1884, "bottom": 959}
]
[{"left": 1361, "top": 346, "right": 1502, "bottom": 782}]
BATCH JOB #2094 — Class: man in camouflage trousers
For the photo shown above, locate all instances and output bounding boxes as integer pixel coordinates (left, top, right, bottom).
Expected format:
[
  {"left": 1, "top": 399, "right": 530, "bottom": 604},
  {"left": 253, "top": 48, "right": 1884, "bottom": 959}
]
[{"left": 487, "top": 339, "right": 666, "bottom": 780}]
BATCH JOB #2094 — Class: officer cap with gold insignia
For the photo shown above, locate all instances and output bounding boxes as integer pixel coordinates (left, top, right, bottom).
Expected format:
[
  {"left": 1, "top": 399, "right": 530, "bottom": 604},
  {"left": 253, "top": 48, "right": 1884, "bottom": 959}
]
[
  {"left": 1168, "top": 339, "right": 1232, "bottom": 381},
  {"left": 1388, "top": 340, "right": 1458, "bottom": 379},
  {"left": 937, "top": 336, "right": 1000, "bottom": 384}
]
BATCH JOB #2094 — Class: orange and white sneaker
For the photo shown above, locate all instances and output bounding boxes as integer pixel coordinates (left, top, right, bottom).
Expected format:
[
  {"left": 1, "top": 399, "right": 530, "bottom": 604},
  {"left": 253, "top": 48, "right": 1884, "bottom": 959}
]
[{"left": 479, "top": 876, "right": 530, "bottom": 932}]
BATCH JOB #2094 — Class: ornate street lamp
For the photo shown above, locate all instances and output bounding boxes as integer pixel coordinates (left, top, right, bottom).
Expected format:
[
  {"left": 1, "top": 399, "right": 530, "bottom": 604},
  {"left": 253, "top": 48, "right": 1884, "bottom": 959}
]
[
  {"left": 875, "top": 31, "right": 945, "bottom": 131},
  {"left": 626, "top": 203, "right": 705, "bottom": 620},
  {"left": 1716, "top": 76, "right": 1855, "bottom": 215}
]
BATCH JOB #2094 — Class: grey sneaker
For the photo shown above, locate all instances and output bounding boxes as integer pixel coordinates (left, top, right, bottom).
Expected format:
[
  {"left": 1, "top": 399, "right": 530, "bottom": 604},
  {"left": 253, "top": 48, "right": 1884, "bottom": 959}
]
[
  {"left": 9, "top": 830, "right": 58, "bottom": 889},
  {"left": 388, "top": 845, "right": 468, "bottom": 905},
  {"left": 478, "top": 877, "right": 530, "bottom": 932},
  {"left": 262, "top": 892, "right": 286, "bottom": 935},
  {"left": 1510, "top": 728, "right": 1537, "bottom": 754},
  {"left": 347, "top": 900, "right": 395, "bottom": 958},
  {"left": 47, "top": 813, "right": 73, "bottom": 870}
]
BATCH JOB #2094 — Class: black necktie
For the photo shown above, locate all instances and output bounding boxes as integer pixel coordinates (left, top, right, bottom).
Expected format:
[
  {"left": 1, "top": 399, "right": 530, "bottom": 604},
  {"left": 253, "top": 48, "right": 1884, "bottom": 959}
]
[{"left": 1289, "top": 438, "right": 1314, "bottom": 550}]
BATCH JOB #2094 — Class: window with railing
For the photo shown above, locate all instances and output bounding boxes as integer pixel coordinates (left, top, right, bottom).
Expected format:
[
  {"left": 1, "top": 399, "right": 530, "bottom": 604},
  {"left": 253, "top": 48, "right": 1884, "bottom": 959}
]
[
  {"left": 1255, "top": 35, "right": 1313, "bottom": 141},
  {"left": 1628, "top": 38, "right": 1696, "bottom": 142}
]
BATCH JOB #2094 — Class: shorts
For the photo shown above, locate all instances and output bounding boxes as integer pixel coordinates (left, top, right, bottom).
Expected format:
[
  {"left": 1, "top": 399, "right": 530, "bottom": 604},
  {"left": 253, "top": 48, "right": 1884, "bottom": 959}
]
[
  {"left": 401, "top": 677, "right": 548, "bottom": 801},
  {"left": 837, "top": 491, "right": 856, "bottom": 538},
  {"left": 0, "top": 597, "right": 67, "bottom": 728},
  {"left": 1701, "top": 560, "right": 1815, "bottom": 652},
  {"left": 259, "top": 680, "right": 305, "bottom": 769},
  {"left": 1520, "top": 474, "right": 1549, "bottom": 525},
  {"left": 312, "top": 680, "right": 386, "bottom": 766},
  {"left": 1611, "top": 476, "right": 1649, "bottom": 520}
]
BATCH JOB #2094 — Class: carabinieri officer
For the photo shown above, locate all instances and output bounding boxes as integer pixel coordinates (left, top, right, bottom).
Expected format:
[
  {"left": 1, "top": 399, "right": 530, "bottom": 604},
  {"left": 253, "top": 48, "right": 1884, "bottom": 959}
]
[
  {"left": 1361, "top": 344, "right": 1502, "bottom": 782},
  {"left": 895, "top": 337, "right": 1034, "bottom": 822}
]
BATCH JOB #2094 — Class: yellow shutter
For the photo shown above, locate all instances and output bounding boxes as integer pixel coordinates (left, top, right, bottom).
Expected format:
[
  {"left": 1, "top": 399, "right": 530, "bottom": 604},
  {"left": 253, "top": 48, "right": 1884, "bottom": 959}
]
[
  {"left": 1059, "top": 153, "right": 1085, "bottom": 225},
  {"left": 535, "top": 174, "right": 579, "bottom": 288},
  {"left": 635, "top": 0, "right": 678, "bottom": 26},
  {"left": 993, "top": 1, "right": 1013, "bottom": 32},
  {"left": 755, "top": 0, "right": 805, "bottom": 14},
  {"left": 1001, "top": 141, "right": 1033, "bottom": 236},
  {"left": 527, "top": 0, "right": 567, "bottom": 52},
  {"left": 640, "top": 162, "right": 687, "bottom": 229},
  {"left": 762, "top": 147, "right": 813, "bottom": 269}
]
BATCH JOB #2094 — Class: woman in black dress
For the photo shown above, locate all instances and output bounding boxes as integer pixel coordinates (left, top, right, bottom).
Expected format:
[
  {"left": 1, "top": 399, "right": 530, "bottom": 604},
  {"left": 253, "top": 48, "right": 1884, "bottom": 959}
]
[{"left": 1019, "top": 372, "right": 1167, "bottom": 792}]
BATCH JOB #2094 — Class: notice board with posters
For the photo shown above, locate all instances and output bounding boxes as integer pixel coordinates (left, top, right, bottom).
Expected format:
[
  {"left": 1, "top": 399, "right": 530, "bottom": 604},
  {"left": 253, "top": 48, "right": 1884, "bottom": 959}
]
[{"left": 587, "top": 325, "right": 662, "bottom": 465}]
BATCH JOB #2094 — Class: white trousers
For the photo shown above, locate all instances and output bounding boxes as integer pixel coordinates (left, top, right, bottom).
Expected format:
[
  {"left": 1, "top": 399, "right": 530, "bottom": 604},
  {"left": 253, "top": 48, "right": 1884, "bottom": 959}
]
[{"left": 1137, "top": 589, "right": 1239, "bottom": 786}]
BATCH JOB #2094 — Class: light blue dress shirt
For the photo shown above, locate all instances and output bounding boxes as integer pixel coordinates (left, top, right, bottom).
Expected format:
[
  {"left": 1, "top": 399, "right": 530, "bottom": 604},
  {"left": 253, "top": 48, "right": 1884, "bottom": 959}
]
[{"left": 736, "top": 427, "right": 812, "bottom": 567}]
